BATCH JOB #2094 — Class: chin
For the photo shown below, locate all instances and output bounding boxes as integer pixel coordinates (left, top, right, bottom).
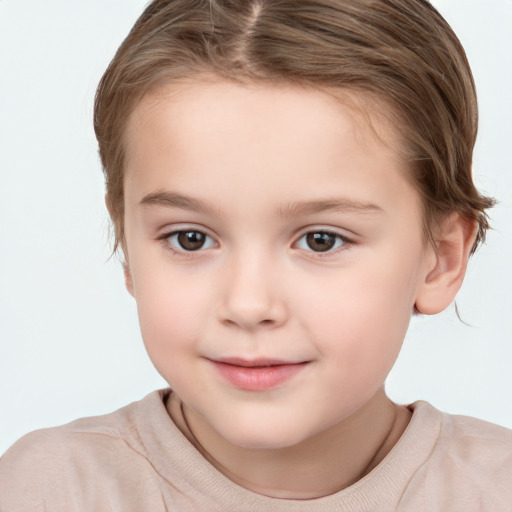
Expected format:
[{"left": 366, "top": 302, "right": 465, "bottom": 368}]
[
  {"left": 218, "top": 420, "right": 312, "bottom": 451},
  {"left": 228, "top": 434, "right": 301, "bottom": 451}
]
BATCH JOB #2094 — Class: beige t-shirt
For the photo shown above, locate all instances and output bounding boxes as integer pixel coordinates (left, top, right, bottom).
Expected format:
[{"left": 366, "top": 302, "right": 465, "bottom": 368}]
[{"left": 1, "top": 389, "right": 511, "bottom": 511}]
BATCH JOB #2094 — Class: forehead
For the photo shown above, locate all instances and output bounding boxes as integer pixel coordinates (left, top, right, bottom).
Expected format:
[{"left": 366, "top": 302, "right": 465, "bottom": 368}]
[
  {"left": 122, "top": 79, "right": 417, "bottom": 218},
  {"left": 124, "top": 79, "right": 402, "bottom": 162}
]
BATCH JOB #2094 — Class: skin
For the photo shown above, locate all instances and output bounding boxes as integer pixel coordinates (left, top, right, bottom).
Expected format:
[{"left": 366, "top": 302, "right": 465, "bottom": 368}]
[{"left": 120, "top": 80, "right": 473, "bottom": 498}]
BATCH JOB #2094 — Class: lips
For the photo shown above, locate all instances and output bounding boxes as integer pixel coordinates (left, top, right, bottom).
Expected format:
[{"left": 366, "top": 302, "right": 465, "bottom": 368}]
[{"left": 209, "top": 358, "right": 309, "bottom": 391}]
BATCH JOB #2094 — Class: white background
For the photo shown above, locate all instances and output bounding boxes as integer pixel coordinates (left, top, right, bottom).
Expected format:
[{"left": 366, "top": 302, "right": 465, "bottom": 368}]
[{"left": 0, "top": 0, "right": 511, "bottom": 455}]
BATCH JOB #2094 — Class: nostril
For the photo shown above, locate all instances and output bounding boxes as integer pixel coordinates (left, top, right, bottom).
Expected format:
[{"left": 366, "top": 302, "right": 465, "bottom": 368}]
[
  {"left": 217, "top": 284, "right": 288, "bottom": 329},
  {"left": 220, "top": 316, "right": 279, "bottom": 330}
]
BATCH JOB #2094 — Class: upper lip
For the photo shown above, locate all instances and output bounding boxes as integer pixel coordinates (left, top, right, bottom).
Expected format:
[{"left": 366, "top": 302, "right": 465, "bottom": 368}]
[{"left": 209, "top": 357, "right": 307, "bottom": 367}]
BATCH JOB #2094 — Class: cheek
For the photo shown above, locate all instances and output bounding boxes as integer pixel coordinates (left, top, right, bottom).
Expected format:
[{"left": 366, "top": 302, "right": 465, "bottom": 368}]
[
  {"left": 303, "top": 258, "right": 420, "bottom": 383},
  {"left": 131, "top": 264, "right": 213, "bottom": 370}
]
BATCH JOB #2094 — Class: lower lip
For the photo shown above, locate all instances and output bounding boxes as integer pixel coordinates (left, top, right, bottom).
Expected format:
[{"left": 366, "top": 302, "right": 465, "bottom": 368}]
[{"left": 211, "top": 361, "right": 308, "bottom": 391}]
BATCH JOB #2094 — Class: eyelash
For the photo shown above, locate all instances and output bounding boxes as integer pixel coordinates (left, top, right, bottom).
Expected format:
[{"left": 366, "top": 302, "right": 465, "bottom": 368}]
[
  {"left": 158, "top": 228, "right": 353, "bottom": 258},
  {"left": 294, "top": 230, "right": 351, "bottom": 257},
  {"left": 158, "top": 229, "right": 216, "bottom": 258}
]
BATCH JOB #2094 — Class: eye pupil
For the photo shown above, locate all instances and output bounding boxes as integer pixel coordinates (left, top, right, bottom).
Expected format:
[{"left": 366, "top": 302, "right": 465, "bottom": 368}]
[
  {"left": 306, "top": 232, "right": 336, "bottom": 252},
  {"left": 177, "top": 231, "right": 206, "bottom": 251}
]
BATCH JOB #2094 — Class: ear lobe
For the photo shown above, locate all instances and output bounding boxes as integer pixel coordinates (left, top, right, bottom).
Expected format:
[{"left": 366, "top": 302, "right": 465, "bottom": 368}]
[
  {"left": 124, "top": 262, "right": 135, "bottom": 297},
  {"left": 415, "top": 214, "right": 477, "bottom": 315}
]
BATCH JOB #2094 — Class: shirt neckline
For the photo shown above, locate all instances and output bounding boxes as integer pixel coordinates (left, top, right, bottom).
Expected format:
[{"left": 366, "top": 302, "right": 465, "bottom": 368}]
[{"left": 135, "top": 389, "right": 442, "bottom": 511}]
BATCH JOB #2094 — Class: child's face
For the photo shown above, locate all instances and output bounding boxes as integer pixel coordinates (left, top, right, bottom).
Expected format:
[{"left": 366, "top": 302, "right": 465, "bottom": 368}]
[{"left": 122, "top": 80, "right": 434, "bottom": 449}]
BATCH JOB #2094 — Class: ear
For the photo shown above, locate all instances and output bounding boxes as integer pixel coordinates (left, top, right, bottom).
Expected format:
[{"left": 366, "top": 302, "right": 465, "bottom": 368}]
[
  {"left": 105, "top": 194, "right": 134, "bottom": 296},
  {"left": 415, "top": 213, "right": 476, "bottom": 315},
  {"left": 124, "top": 262, "right": 135, "bottom": 297}
]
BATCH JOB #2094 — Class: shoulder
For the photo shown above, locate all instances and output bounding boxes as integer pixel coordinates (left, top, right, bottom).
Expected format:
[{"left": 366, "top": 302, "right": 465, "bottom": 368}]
[
  {"left": 403, "top": 401, "right": 512, "bottom": 511},
  {"left": 0, "top": 390, "right": 169, "bottom": 512},
  {"left": 437, "top": 406, "right": 512, "bottom": 473}
]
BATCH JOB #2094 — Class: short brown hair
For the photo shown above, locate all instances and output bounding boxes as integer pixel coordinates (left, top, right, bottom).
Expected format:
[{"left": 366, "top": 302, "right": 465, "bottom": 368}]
[{"left": 94, "top": 0, "right": 494, "bottom": 253}]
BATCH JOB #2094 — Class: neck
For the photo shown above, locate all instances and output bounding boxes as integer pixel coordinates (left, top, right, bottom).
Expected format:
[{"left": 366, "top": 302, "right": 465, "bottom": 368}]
[{"left": 168, "top": 388, "right": 411, "bottom": 499}]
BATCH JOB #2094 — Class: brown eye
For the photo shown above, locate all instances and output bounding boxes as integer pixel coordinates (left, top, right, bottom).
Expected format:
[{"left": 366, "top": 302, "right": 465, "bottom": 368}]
[
  {"left": 296, "top": 231, "right": 346, "bottom": 253},
  {"left": 165, "top": 230, "right": 216, "bottom": 252},
  {"left": 306, "top": 232, "right": 336, "bottom": 252},
  {"left": 176, "top": 231, "right": 206, "bottom": 251}
]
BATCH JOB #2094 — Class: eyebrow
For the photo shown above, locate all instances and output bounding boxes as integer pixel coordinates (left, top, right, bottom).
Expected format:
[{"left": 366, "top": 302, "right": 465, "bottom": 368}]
[
  {"left": 276, "top": 199, "right": 383, "bottom": 218},
  {"left": 139, "top": 191, "right": 220, "bottom": 216},
  {"left": 139, "top": 191, "right": 383, "bottom": 217}
]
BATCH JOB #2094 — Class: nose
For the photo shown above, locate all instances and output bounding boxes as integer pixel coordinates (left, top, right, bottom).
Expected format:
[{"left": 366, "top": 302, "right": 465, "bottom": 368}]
[{"left": 217, "top": 251, "right": 288, "bottom": 330}]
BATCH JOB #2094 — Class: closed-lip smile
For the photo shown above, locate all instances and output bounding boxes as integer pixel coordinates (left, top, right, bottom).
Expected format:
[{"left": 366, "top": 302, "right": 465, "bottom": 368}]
[{"left": 208, "top": 357, "right": 310, "bottom": 391}]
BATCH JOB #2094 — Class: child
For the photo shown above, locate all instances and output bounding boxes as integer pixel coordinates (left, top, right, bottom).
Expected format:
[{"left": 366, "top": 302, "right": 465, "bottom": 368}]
[{"left": 1, "top": 0, "right": 511, "bottom": 510}]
